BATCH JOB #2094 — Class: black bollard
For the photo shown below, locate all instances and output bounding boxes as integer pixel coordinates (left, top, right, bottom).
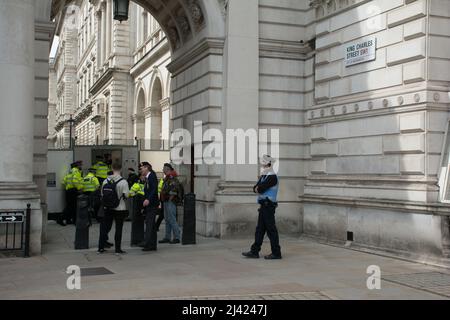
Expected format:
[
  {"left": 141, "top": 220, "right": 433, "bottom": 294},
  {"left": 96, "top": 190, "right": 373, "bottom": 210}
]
[
  {"left": 130, "top": 195, "right": 145, "bottom": 246},
  {"left": 74, "top": 194, "right": 90, "bottom": 249},
  {"left": 182, "top": 193, "right": 196, "bottom": 245}
]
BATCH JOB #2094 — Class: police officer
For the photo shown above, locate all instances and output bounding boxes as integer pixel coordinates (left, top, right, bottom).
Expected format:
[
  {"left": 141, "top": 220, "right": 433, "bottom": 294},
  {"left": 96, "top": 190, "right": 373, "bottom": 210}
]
[
  {"left": 129, "top": 176, "right": 146, "bottom": 246},
  {"left": 81, "top": 167, "right": 100, "bottom": 221},
  {"left": 92, "top": 155, "right": 109, "bottom": 185},
  {"left": 242, "top": 155, "right": 282, "bottom": 260},
  {"left": 127, "top": 168, "right": 139, "bottom": 188},
  {"left": 61, "top": 162, "right": 83, "bottom": 225}
]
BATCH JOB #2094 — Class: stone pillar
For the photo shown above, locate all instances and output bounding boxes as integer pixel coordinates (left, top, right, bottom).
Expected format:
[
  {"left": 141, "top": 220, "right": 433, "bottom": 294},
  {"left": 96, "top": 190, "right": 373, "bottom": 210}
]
[
  {"left": 213, "top": 0, "right": 261, "bottom": 237},
  {"left": 101, "top": 2, "right": 107, "bottom": 65},
  {"left": 0, "top": 0, "right": 42, "bottom": 254},
  {"left": 95, "top": 8, "right": 102, "bottom": 71},
  {"left": 149, "top": 106, "right": 162, "bottom": 150},
  {"left": 223, "top": 0, "right": 259, "bottom": 182},
  {"left": 105, "top": 0, "right": 111, "bottom": 62}
]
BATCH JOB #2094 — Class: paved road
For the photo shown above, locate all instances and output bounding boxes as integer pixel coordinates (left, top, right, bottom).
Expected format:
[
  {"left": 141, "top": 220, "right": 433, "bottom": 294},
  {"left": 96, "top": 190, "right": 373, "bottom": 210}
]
[{"left": 0, "top": 221, "right": 449, "bottom": 300}]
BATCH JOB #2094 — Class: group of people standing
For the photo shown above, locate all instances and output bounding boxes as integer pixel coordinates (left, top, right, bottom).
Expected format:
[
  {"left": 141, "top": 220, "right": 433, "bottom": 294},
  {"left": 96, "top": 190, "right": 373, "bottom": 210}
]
[
  {"left": 60, "top": 155, "right": 184, "bottom": 255},
  {"left": 60, "top": 156, "right": 109, "bottom": 226},
  {"left": 60, "top": 153, "right": 283, "bottom": 260},
  {"left": 96, "top": 161, "right": 183, "bottom": 254}
]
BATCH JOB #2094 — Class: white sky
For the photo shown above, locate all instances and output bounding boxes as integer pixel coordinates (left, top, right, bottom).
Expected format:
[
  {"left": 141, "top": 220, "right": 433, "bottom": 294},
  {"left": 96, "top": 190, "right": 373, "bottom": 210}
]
[{"left": 49, "top": 36, "right": 60, "bottom": 59}]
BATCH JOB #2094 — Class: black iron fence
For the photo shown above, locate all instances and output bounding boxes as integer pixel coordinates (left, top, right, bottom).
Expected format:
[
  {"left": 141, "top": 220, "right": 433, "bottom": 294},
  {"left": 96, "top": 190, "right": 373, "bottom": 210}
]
[{"left": 0, "top": 204, "right": 31, "bottom": 257}]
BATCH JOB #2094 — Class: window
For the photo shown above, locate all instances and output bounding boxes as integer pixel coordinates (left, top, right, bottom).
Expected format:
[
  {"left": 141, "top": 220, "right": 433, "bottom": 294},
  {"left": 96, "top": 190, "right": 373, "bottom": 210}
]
[
  {"left": 143, "top": 13, "right": 148, "bottom": 41},
  {"left": 439, "top": 121, "right": 450, "bottom": 202}
]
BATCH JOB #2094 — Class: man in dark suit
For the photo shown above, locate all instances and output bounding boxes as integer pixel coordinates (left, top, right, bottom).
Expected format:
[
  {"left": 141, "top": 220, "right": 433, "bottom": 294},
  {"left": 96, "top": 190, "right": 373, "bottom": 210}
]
[{"left": 140, "top": 162, "right": 160, "bottom": 251}]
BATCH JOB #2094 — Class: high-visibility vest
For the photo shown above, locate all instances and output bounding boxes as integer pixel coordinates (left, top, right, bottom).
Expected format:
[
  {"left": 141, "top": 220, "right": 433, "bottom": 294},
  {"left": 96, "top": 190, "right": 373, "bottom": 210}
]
[
  {"left": 81, "top": 173, "right": 100, "bottom": 193},
  {"left": 158, "top": 178, "right": 164, "bottom": 194},
  {"left": 129, "top": 182, "right": 145, "bottom": 197},
  {"left": 63, "top": 172, "right": 75, "bottom": 190},
  {"left": 93, "top": 161, "right": 109, "bottom": 179},
  {"left": 71, "top": 168, "right": 83, "bottom": 191}
]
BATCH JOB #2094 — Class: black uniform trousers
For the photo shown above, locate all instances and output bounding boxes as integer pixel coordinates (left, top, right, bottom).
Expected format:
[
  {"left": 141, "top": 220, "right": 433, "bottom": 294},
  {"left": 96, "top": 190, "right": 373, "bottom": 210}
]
[
  {"left": 98, "top": 209, "right": 128, "bottom": 252},
  {"left": 143, "top": 206, "right": 158, "bottom": 250},
  {"left": 251, "top": 200, "right": 281, "bottom": 257}
]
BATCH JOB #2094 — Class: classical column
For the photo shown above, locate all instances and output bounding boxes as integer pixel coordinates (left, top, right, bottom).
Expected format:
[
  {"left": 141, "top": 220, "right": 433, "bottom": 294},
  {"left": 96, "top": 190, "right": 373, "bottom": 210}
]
[
  {"left": 96, "top": 8, "right": 102, "bottom": 70},
  {"left": 223, "top": 0, "right": 259, "bottom": 182},
  {"left": 0, "top": 0, "right": 42, "bottom": 253},
  {"left": 105, "top": 0, "right": 111, "bottom": 61},
  {"left": 0, "top": 0, "right": 35, "bottom": 183},
  {"left": 101, "top": 2, "right": 106, "bottom": 65}
]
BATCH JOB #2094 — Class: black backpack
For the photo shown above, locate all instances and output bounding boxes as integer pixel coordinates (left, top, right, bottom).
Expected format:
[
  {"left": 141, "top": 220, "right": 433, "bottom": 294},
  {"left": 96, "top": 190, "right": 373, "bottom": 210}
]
[{"left": 102, "top": 178, "right": 124, "bottom": 209}]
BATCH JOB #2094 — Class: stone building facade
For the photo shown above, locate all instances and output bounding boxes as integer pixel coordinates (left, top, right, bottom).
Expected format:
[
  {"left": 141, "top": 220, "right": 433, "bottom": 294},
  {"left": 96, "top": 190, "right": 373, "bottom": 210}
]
[
  {"left": 303, "top": 0, "right": 450, "bottom": 260},
  {"left": 48, "top": 4, "right": 79, "bottom": 148},
  {"left": 1, "top": 0, "right": 450, "bottom": 262},
  {"left": 49, "top": 0, "right": 171, "bottom": 148}
]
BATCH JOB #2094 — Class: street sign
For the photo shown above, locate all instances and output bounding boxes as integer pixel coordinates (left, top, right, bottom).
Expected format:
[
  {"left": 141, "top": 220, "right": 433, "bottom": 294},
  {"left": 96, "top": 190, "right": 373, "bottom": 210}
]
[
  {"left": 0, "top": 212, "right": 24, "bottom": 223},
  {"left": 344, "top": 36, "right": 377, "bottom": 67}
]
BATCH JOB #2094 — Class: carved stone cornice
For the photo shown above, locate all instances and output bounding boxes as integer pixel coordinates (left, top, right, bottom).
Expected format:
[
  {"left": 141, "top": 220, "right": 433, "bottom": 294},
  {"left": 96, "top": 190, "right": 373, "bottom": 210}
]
[
  {"left": 160, "top": 98, "right": 170, "bottom": 111},
  {"left": 74, "top": 104, "right": 93, "bottom": 125},
  {"left": 143, "top": 106, "right": 162, "bottom": 118},
  {"left": 167, "top": 37, "right": 225, "bottom": 75},
  {"left": 310, "top": 0, "right": 370, "bottom": 20},
  {"left": 186, "top": 0, "right": 205, "bottom": 31}
]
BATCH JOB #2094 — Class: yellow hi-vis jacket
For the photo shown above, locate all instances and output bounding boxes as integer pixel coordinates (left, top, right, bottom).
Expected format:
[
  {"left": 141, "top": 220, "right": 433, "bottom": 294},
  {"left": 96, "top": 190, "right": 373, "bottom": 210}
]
[
  {"left": 158, "top": 178, "right": 164, "bottom": 194},
  {"left": 81, "top": 172, "right": 100, "bottom": 193},
  {"left": 63, "top": 168, "right": 83, "bottom": 191},
  {"left": 92, "top": 161, "right": 109, "bottom": 179},
  {"left": 129, "top": 182, "right": 145, "bottom": 197}
]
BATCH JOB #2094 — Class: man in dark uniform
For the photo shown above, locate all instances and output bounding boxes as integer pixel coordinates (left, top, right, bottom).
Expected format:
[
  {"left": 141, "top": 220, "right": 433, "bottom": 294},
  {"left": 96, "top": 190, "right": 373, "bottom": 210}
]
[
  {"left": 242, "top": 155, "right": 282, "bottom": 260},
  {"left": 140, "top": 162, "right": 160, "bottom": 251}
]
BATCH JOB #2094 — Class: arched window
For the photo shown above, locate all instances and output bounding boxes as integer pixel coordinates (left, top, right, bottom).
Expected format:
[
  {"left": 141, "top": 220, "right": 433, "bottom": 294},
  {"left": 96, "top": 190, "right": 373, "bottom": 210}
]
[
  {"left": 135, "top": 88, "right": 146, "bottom": 145},
  {"left": 150, "top": 78, "right": 163, "bottom": 150}
]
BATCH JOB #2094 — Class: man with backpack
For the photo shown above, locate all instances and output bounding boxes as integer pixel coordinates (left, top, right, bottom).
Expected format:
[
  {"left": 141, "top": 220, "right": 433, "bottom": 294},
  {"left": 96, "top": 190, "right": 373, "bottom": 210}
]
[
  {"left": 159, "top": 163, "right": 183, "bottom": 244},
  {"left": 98, "top": 163, "right": 130, "bottom": 254}
]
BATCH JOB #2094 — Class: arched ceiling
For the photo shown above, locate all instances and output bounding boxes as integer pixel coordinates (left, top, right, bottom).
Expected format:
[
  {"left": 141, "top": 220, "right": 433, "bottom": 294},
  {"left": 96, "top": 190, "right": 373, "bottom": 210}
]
[
  {"left": 134, "top": 0, "right": 205, "bottom": 50},
  {"left": 52, "top": 0, "right": 210, "bottom": 51}
]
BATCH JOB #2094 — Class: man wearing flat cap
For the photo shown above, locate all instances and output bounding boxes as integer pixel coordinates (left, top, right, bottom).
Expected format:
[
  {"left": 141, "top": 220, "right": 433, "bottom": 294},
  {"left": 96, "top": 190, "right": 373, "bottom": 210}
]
[{"left": 242, "top": 154, "right": 282, "bottom": 260}]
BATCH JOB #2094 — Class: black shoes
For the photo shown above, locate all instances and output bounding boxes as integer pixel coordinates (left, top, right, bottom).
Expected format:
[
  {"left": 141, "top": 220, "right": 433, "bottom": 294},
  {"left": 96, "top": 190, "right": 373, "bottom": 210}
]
[
  {"left": 142, "top": 247, "right": 157, "bottom": 252},
  {"left": 105, "top": 242, "right": 114, "bottom": 248},
  {"left": 242, "top": 251, "right": 282, "bottom": 259},
  {"left": 56, "top": 220, "right": 66, "bottom": 226},
  {"left": 159, "top": 239, "right": 180, "bottom": 244},
  {"left": 264, "top": 254, "right": 282, "bottom": 260},
  {"left": 97, "top": 248, "right": 106, "bottom": 254},
  {"left": 242, "top": 251, "right": 259, "bottom": 259},
  {"left": 115, "top": 250, "right": 126, "bottom": 255}
]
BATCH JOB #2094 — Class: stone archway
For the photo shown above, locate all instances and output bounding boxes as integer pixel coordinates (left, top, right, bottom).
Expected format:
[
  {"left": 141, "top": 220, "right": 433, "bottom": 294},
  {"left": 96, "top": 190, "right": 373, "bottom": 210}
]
[{"left": 0, "top": 0, "right": 287, "bottom": 255}]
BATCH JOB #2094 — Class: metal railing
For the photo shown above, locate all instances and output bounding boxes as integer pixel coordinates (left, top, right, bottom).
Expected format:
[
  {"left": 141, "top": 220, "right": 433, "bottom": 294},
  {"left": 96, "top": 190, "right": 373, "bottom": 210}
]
[
  {"left": 0, "top": 204, "right": 31, "bottom": 257},
  {"left": 50, "top": 139, "right": 172, "bottom": 151}
]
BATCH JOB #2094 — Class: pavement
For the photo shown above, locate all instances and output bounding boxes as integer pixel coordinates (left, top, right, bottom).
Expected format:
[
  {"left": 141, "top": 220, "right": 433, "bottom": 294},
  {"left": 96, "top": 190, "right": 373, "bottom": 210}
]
[{"left": 0, "top": 221, "right": 450, "bottom": 300}]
